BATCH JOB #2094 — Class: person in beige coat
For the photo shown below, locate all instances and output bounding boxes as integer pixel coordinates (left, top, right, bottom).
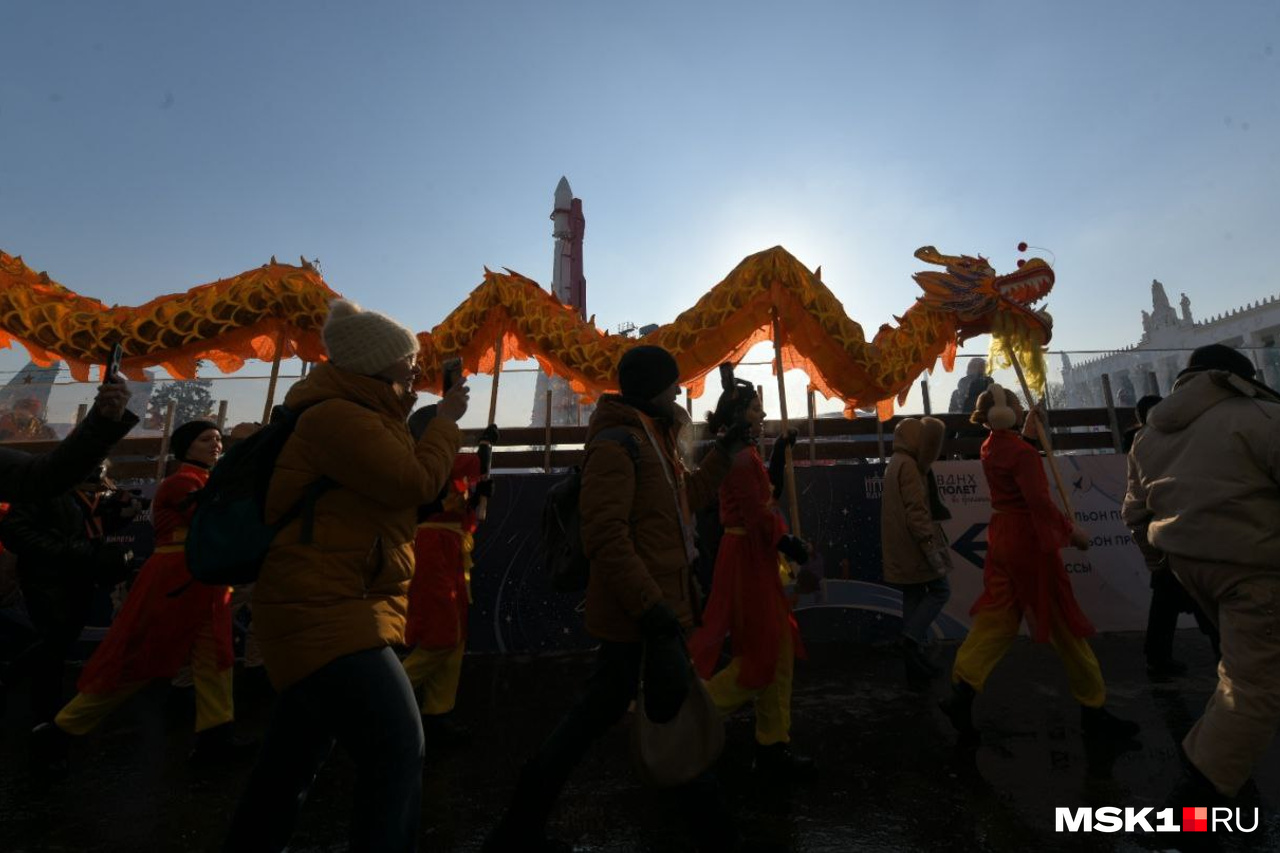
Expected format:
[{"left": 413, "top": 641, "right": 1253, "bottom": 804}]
[
  {"left": 225, "top": 299, "right": 468, "bottom": 853},
  {"left": 1123, "top": 344, "right": 1280, "bottom": 805},
  {"left": 881, "top": 416, "right": 952, "bottom": 684}
]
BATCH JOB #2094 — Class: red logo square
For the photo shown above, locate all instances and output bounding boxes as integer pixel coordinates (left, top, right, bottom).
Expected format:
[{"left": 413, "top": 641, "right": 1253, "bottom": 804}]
[{"left": 1182, "top": 807, "right": 1208, "bottom": 832}]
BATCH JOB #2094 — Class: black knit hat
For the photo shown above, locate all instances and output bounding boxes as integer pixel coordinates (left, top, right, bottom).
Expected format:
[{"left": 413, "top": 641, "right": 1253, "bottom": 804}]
[
  {"left": 170, "top": 419, "right": 219, "bottom": 462},
  {"left": 617, "top": 345, "right": 680, "bottom": 401},
  {"left": 1177, "top": 344, "right": 1256, "bottom": 382}
]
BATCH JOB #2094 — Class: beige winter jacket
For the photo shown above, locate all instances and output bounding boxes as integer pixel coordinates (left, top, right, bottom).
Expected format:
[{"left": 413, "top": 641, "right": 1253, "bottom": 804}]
[
  {"left": 881, "top": 417, "right": 952, "bottom": 584},
  {"left": 1123, "top": 369, "right": 1280, "bottom": 570}
]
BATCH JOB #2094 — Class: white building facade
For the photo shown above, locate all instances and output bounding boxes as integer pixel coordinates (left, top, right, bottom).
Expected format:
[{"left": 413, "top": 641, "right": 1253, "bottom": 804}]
[{"left": 1061, "top": 279, "right": 1280, "bottom": 407}]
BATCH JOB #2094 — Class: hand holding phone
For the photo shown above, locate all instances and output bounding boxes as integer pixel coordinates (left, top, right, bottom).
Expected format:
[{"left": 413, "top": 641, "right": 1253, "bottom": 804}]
[
  {"left": 107, "top": 342, "right": 124, "bottom": 381},
  {"left": 441, "top": 357, "right": 463, "bottom": 394}
]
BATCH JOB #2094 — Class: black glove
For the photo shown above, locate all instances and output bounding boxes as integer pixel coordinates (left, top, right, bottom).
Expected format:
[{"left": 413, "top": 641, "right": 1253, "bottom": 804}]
[
  {"left": 468, "top": 478, "right": 494, "bottom": 508},
  {"left": 90, "top": 542, "right": 133, "bottom": 587},
  {"left": 638, "top": 602, "right": 691, "bottom": 723},
  {"left": 777, "top": 534, "right": 810, "bottom": 565},
  {"left": 768, "top": 429, "right": 799, "bottom": 498},
  {"left": 715, "top": 421, "right": 753, "bottom": 456},
  {"left": 478, "top": 423, "right": 500, "bottom": 445}
]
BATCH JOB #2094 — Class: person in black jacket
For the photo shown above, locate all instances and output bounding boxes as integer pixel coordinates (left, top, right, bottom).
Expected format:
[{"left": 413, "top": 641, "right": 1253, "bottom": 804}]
[
  {"left": 1, "top": 463, "right": 141, "bottom": 732},
  {"left": 0, "top": 378, "right": 138, "bottom": 504}
]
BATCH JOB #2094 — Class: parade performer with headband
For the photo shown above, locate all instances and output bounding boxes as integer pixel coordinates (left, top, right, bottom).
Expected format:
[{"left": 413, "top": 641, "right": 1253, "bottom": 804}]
[
  {"left": 40, "top": 420, "right": 248, "bottom": 771},
  {"left": 940, "top": 384, "right": 1139, "bottom": 741},
  {"left": 399, "top": 406, "right": 498, "bottom": 746},
  {"left": 689, "top": 363, "right": 814, "bottom": 777}
]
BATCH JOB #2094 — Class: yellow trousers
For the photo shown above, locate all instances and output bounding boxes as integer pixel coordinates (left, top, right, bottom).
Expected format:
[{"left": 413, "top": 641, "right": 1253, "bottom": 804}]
[
  {"left": 705, "top": 632, "right": 794, "bottom": 746},
  {"left": 56, "top": 617, "right": 234, "bottom": 736},
  {"left": 952, "top": 607, "right": 1106, "bottom": 708},
  {"left": 401, "top": 640, "right": 465, "bottom": 715}
]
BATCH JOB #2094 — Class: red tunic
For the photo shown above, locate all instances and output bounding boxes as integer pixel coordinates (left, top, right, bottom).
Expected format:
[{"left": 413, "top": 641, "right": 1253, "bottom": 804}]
[
  {"left": 77, "top": 463, "right": 234, "bottom": 693},
  {"left": 404, "top": 454, "right": 481, "bottom": 649},
  {"left": 689, "top": 447, "right": 805, "bottom": 690},
  {"left": 971, "top": 429, "right": 1094, "bottom": 642}
]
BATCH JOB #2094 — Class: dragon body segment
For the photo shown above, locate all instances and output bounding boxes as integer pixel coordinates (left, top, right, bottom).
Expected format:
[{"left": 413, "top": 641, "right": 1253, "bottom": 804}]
[{"left": 0, "top": 245, "right": 1052, "bottom": 416}]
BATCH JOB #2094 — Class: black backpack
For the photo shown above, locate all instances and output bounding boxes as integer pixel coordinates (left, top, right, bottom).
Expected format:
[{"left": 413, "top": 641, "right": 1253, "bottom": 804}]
[
  {"left": 542, "top": 427, "right": 641, "bottom": 592},
  {"left": 185, "top": 405, "right": 332, "bottom": 586}
]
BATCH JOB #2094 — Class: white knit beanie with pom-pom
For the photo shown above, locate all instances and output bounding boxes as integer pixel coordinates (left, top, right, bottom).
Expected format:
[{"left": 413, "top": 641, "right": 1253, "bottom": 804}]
[{"left": 321, "top": 299, "right": 420, "bottom": 377}]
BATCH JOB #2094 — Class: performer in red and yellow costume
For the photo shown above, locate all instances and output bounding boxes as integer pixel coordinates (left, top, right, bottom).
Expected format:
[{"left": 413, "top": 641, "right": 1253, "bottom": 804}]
[
  {"left": 689, "top": 365, "right": 813, "bottom": 776},
  {"left": 50, "top": 421, "right": 242, "bottom": 761},
  {"left": 399, "top": 408, "right": 496, "bottom": 744},
  {"left": 940, "top": 384, "right": 1139, "bottom": 741}
]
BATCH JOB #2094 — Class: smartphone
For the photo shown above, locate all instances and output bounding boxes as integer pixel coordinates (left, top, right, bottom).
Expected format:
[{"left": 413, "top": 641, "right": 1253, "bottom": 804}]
[
  {"left": 107, "top": 342, "right": 124, "bottom": 381},
  {"left": 441, "top": 357, "right": 463, "bottom": 393}
]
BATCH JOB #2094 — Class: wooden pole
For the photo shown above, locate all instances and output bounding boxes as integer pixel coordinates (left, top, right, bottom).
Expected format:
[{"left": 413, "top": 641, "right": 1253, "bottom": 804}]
[
  {"left": 543, "top": 389, "right": 553, "bottom": 472},
  {"left": 921, "top": 376, "right": 932, "bottom": 415},
  {"left": 215, "top": 400, "right": 229, "bottom": 431},
  {"left": 74, "top": 403, "right": 88, "bottom": 426},
  {"left": 685, "top": 388, "right": 693, "bottom": 418},
  {"left": 155, "top": 400, "right": 177, "bottom": 481},
  {"left": 1145, "top": 370, "right": 1160, "bottom": 397},
  {"left": 261, "top": 328, "right": 287, "bottom": 424},
  {"left": 1100, "top": 373, "right": 1124, "bottom": 454},
  {"left": 1007, "top": 345, "right": 1075, "bottom": 518},
  {"left": 806, "top": 389, "right": 816, "bottom": 463},
  {"left": 487, "top": 336, "right": 504, "bottom": 427},
  {"left": 770, "top": 310, "right": 802, "bottom": 539},
  {"left": 875, "top": 414, "right": 886, "bottom": 462}
]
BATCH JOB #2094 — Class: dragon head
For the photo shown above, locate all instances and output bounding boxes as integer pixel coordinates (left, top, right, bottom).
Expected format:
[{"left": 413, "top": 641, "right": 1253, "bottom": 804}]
[{"left": 911, "top": 245, "right": 1054, "bottom": 345}]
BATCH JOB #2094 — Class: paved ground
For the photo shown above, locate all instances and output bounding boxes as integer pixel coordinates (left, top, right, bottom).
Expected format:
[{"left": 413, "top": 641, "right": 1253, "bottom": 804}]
[{"left": 1, "top": 631, "right": 1276, "bottom": 852}]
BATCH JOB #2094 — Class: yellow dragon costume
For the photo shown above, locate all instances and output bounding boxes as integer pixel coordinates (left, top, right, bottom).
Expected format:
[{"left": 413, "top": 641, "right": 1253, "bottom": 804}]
[{"left": 0, "top": 245, "right": 1052, "bottom": 417}]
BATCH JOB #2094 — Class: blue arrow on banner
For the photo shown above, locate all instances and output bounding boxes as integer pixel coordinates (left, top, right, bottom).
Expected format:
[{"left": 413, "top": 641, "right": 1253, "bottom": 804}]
[{"left": 951, "top": 522, "right": 989, "bottom": 568}]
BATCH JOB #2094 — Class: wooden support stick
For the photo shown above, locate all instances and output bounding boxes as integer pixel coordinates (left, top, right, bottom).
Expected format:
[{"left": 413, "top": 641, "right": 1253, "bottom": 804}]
[
  {"left": 806, "top": 389, "right": 816, "bottom": 463},
  {"left": 543, "top": 389, "right": 553, "bottom": 472},
  {"left": 487, "top": 336, "right": 504, "bottom": 426},
  {"left": 771, "top": 310, "right": 802, "bottom": 539},
  {"left": 1007, "top": 345, "right": 1075, "bottom": 518},
  {"left": 1100, "top": 373, "right": 1124, "bottom": 454},
  {"left": 261, "top": 328, "right": 286, "bottom": 424},
  {"left": 74, "top": 403, "right": 88, "bottom": 426},
  {"left": 921, "top": 376, "right": 932, "bottom": 415},
  {"left": 215, "top": 400, "right": 228, "bottom": 431},
  {"left": 155, "top": 400, "right": 177, "bottom": 481},
  {"left": 875, "top": 413, "right": 886, "bottom": 462}
]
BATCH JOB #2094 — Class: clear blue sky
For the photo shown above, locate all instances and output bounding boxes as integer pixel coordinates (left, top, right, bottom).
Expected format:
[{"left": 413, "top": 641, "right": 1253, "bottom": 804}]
[{"left": 2, "top": 1, "right": 1278, "bottom": 424}]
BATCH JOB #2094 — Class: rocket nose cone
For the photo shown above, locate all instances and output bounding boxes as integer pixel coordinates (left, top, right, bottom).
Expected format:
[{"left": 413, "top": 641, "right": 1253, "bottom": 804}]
[{"left": 554, "top": 176, "right": 573, "bottom": 207}]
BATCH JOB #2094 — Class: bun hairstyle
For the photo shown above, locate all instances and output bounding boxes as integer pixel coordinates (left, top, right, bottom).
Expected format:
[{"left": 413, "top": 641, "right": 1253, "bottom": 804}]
[
  {"left": 707, "top": 362, "right": 758, "bottom": 433},
  {"left": 970, "top": 383, "right": 1021, "bottom": 430}
]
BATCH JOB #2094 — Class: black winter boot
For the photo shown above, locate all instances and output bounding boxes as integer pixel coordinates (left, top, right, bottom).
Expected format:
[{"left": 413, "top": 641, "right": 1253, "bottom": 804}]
[
  {"left": 753, "top": 742, "right": 816, "bottom": 781},
  {"left": 902, "top": 639, "right": 942, "bottom": 688},
  {"left": 482, "top": 763, "right": 573, "bottom": 853},
  {"left": 188, "top": 722, "right": 258, "bottom": 764},
  {"left": 1080, "top": 705, "right": 1140, "bottom": 742},
  {"left": 939, "top": 681, "right": 978, "bottom": 739},
  {"left": 421, "top": 711, "right": 473, "bottom": 748},
  {"left": 30, "top": 722, "right": 71, "bottom": 781}
]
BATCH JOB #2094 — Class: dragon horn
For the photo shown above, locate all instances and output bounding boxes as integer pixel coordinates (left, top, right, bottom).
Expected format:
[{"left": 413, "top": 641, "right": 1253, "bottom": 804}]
[{"left": 914, "top": 246, "right": 964, "bottom": 267}]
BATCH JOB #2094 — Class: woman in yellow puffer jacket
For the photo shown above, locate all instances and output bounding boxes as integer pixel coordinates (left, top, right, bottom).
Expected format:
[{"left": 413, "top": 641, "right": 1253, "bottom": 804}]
[{"left": 225, "top": 299, "right": 468, "bottom": 853}]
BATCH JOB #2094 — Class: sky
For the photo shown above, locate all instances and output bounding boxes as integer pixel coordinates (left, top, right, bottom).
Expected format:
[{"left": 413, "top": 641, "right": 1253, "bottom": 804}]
[{"left": 2, "top": 0, "right": 1278, "bottom": 427}]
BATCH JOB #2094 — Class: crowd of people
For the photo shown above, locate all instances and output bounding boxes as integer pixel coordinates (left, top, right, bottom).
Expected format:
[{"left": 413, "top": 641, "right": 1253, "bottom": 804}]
[{"left": 0, "top": 297, "right": 1275, "bottom": 851}]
